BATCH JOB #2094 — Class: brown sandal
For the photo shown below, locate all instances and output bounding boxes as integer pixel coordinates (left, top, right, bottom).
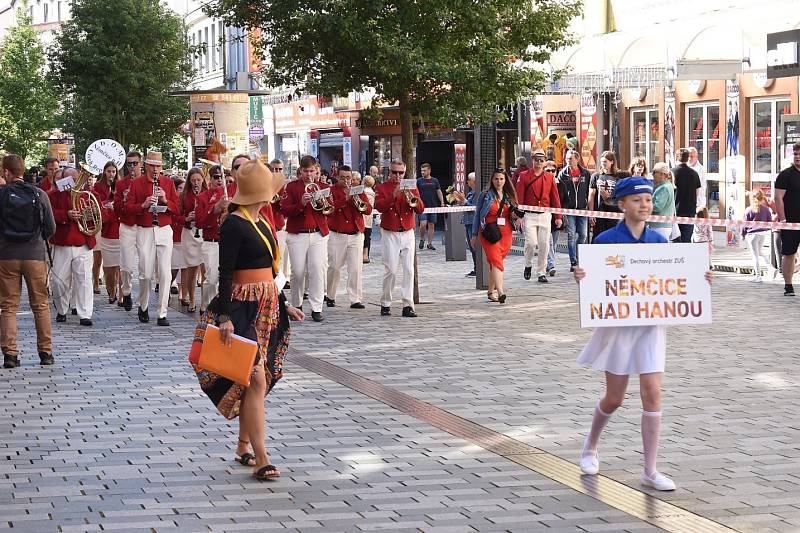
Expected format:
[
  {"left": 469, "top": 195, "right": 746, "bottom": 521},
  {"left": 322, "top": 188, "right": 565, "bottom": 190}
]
[{"left": 253, "top": 464, "right": 280, "bottom": 480}]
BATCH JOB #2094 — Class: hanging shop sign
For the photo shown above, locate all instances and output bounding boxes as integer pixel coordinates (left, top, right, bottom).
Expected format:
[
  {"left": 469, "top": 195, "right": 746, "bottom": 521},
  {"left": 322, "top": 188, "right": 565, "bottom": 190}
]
[
  {"left": 546, "top": 112, "right": 577, "bottom": 135},
  {"left": 579, "top": 93, "right": 598, "bottom": 171}
]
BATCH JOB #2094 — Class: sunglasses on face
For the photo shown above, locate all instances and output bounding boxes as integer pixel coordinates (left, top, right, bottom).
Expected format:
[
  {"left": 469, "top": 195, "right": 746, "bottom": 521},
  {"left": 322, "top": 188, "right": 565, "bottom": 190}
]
[
  {"left": 126, "top": 161, "right": 140, "bottom": 167},
  {"left": 389, "top": 170, "right": 405, "bottom": 175},
  {"left": 545, "top": 167, "right": 557, "bottom": 172},
  {"left": 211, "top": 174, "right": 223, "bottom": 179},
  {"left": 272, "top": 167, "right": 283, "bottom": 172},
  {"left": 533, "top": 157, "right": 546, "bottom": 162}
]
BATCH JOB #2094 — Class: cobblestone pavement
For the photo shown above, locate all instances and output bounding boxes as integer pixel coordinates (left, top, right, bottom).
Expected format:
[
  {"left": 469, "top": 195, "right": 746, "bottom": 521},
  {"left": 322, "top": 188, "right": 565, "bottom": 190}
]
[{"left": 2, "top": 229, "right": 799, "bottom": 532}]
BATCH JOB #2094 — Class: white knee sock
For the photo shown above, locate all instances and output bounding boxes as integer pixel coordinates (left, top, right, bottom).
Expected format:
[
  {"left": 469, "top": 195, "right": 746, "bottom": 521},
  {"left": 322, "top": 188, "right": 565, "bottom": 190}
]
[
  {"left": 641, "top": 410, "right": 662, "bottom": 476},
  {"left": 582, "top": 403, "right": 612, "bottom": 455}
]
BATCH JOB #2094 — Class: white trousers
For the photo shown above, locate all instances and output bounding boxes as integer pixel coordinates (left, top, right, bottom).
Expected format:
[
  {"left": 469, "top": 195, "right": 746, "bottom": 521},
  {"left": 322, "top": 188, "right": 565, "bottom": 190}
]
[
  {"left": 523, "top": 213, "right": 552, "bottom": 275},
  {"left": 746, "top": 232, "right": 770, "bottom": 276},
  {"left": 200, "top": 241, "right": 220, "bottom": 311},
  {"left": 381, "top": 228, "right": 415, "bottom": 308},
  {"left": 327, "top": 231, "right": 365, "bottom": 304},
  {"left": 277, "top": 229, "right": 290, "bottom": 278},
  {"left": 119, "top": 223, "right": 137, "bottom": 296},
  {"left": 51, "top": 244, "right": 93, "bottom": 319},
  {"left": 137, "top": 225, "right": 173, "bottom": 318},
  {"left": 287, "top": 232, "right": 327, "bottom": 312}
]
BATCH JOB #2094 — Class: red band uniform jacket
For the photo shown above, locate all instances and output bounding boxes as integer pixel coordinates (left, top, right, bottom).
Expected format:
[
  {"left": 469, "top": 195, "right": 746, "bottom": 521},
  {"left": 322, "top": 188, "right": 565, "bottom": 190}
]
[
  {"left": 328, "top": 184, "right": 372, "bottom": 234},
  {"left": 195, "top": 183, "right": 237, "bottom": 241},
  {"left": 47, "top": 188, "right": 97, "bottom": 249},
  {"left": 93, "top": 180, "right": 120, "bottom": 239},
  {"left": 279, "top": 179, "right": 330, "bottom": 236},
  {"left": 374, "top": 180, "right": 425, "bottom": 231},
  {"left": 123, "top": 174, "right": 180, "bottom": 227}
]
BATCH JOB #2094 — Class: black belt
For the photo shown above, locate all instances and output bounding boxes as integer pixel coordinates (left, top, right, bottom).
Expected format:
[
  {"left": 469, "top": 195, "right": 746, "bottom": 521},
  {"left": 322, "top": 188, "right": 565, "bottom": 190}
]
[
  {"left": 383, "top": 228, "right": 410, "bottom": 233},
  {"left": 333, "top": 230, "right": 359, "bottom": 235},
  {"left": 137, "top": 224, "right": 165, "bottom": 228},
  {"left": 293, "top": 229, "right": 319, "bottom": 234},
  {"left": 203, "top": 238, "right": 219, "bottom": 243}
]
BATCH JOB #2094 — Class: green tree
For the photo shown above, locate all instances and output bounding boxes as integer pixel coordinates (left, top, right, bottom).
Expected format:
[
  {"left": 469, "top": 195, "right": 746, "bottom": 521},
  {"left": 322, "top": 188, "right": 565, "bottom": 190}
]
[
  {"left": 0, "top": 9, "right": 58, "bottom": 158},
  {"left": 206, "top": 0, "right": 578, "bottom": 168},
  {"left": 50, "top": 0, "right": 195, "bottom": 157}
]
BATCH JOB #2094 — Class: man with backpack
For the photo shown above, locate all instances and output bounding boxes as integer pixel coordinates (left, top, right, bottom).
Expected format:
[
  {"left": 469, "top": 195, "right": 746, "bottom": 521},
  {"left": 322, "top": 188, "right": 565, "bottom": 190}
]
[{"left": 0, "top": 154, "right": 56, "bottom": 369}]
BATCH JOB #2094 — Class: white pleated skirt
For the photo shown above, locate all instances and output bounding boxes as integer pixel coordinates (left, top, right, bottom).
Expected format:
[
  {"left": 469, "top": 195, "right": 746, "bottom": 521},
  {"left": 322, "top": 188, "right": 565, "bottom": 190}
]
[
  {"left": 97, "top": 236, "right": 120, "bottom": 267},
  {"left": 181, "top": 227, "right": 204, "bottom": 267},
  {"left": 576, "top": 325, "right": 666, "bottom": 375},
  {"left": 171, "top": 242, "right": 187, "bottom": 270}
]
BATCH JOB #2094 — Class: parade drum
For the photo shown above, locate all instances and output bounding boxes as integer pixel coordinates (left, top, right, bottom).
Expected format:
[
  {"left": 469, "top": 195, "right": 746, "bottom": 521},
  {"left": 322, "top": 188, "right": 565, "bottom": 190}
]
[{"left": 85, "top": 139, "right": 126, "bottom": 175}]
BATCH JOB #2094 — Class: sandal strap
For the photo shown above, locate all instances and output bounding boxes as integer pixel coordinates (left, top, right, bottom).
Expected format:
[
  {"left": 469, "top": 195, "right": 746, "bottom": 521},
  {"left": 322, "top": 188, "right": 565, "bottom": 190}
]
[{"left": 238, "top": 439, "right": 249, "bottom": 444}]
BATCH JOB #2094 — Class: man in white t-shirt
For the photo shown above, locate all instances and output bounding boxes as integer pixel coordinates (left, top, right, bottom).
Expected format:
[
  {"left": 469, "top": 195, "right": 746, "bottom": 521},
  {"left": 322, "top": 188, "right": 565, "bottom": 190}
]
[{"left": 688, "top": 147, "right": 707, "bottom": 208}]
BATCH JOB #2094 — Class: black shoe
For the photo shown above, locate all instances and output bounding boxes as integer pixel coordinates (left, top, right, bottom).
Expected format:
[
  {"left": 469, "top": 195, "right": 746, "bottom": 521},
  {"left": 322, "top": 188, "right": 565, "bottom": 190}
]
[
  {"left": 123, "top": 294, "right": 132, "bottom": 311},
  {"left": 303, "top": 293, "right": 308, "bottom": 300},
  {"left": 419, "top": 239, "right": 425, "bottom": 249},
  {"left": 55, "top": 313, "right": 66, "bottom": 323},
  {"left": 785, "top": 284, "right": 795, "bottom": 296},
  {"left": 523, "top": 267, "right": 532, "bottom": 280},
  {"left": 155, "top": 284, "right": 159, "bottom": 293},
  {"left": 466, "top": 270, "right": 476, "bottom": 277},
  {"left": 538, "top": 275, "right": 548, "bottom": 283},
  {"left": 3, "top": 354, "right": 19, "bottom": 368},
  {"left": 284, "top": 282, "right": 291, "bottom": 290},
  {"left": 498, "top": 293, "right": 507, "bottom": 304},
  {"left": 170, "top": 286, "right": 179, "bottom": 295},
  {"left": 109, "top": 297, "right": 118, "bottom": 304},
  {"left": 324, "top": 296, "right": 335, "bottom": 307},
  {"left": 117, "top": 299, "right": 124, "bottom": 307},
  {"left": 138, "top": 307, "right": 150, "bottom": 323},
  {"left": 39, "top": 352, "right": 54, "bottom": 366},
  {"left": 402, "top": 306, "right": 417, "bottom": 318},
  {"left": 426, "top": 244, "right": 436, "bottom": 250},
  {"left": 548, "top": 267, "right": 556, "bottom": 277},
  {"left": 71, "top": 308, "right": 77, "bottom": 316},
  {"left": 79, "top": 318, "right": 93, "bottom": 326},
  {"left": 157, "top": 317, "right": 170, "bottom": 326},
  {"left": 380, "top": 306, "right": 391, "bottom": 316},
  {"left": 350, "top": 302, "right": 365, "bottom": 309},
  {"left": 311, "top": 311, "right": 324, "bottom": 322}
]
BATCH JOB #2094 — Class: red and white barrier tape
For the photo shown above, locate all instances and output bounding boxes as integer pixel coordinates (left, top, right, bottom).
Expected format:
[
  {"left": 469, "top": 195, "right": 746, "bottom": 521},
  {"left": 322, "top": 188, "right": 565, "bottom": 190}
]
[{"left": 421, "top": 204, "right": 800, "bottom": 231}]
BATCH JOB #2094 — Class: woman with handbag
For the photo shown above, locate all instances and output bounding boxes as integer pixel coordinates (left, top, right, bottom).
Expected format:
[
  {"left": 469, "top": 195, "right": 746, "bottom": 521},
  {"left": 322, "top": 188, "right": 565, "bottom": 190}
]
[
  {"left": 470, "top": 168, "right": 523, "bottom": 303},
  {"left": 191, "top": 158, "right": 304, "bottom": 480}
]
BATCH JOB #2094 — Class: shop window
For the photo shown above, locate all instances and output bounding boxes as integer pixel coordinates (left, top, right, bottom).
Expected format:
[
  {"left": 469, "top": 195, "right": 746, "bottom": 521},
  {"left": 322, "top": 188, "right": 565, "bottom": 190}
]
[
  {"left": 370, "top": 135, "right": 402, "bottom": 180},
  {"left": 751, "top": 98, "right": 791, "bottom": 177},
  {"left": 686, "top": 103, "right": 720, "bottom": 175},
  {"left": 630, "top": 108, "right": 660, "bottom": 173}
]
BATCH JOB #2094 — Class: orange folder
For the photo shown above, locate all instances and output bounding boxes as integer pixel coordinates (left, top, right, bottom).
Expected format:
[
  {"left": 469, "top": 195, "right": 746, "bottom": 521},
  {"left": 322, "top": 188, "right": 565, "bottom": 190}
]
[{"left": 197, "top": 325, "right": 258, "bottom": 386}]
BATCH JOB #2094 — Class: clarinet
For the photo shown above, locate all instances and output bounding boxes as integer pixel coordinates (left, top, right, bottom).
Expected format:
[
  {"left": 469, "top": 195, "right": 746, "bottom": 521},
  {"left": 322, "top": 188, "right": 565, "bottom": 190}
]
[
  {"left": 151, "top": 175, "right": 159, "bottom": 226},
  {"left": 193, "top": 185, "right": 201, "bottom": 238}
]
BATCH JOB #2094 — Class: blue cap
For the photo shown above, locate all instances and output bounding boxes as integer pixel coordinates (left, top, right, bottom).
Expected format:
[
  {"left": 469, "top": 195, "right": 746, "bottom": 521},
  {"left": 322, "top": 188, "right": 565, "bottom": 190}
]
[{"left": 613, "top": 176, "right": 653, "bottom": 199}]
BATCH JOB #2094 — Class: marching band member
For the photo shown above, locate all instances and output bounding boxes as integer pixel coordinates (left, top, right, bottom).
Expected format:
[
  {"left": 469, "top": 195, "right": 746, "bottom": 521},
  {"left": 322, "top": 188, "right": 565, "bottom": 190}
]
[
  {"left": 170, "top": 175, "right": 187, "bottom": 303},
  {"left": 124, "top": 151, "right": 180, "bottom": 326},
  {"left": 269, "top": 159, "right": 290, "bottom": 280},
  {"left": 38, "top": 157, "right": 59, "bottom": 192},
  {"left": 180, "top": 168, "right": 206, "bottom": 312},
  {"left": 374, "top": 158, "right": 424, "bottom": 317},
  {"left": 93, "top": 161, "right": 121, "bottom": 305},
  {"left": 114, "top": 151, "right": 143, "bottom": 311},
  {"left": 280, "top": 155, "right": 330, "bottom": 322},
  {"left": 325, "top": 165, "right": 371, "bottom": 309},
  {"left": 48, "top": 167, "right": 97, "bottom": 326},
  {"left": 195, "top": 157, "right": 242, "bottom": 312}
]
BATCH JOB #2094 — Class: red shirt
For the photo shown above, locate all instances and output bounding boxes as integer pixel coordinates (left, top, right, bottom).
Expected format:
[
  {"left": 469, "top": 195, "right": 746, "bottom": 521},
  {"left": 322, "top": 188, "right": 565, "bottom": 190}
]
[
  {"left": 195, "top": 183, "right": 236, "bottom": 241},
  {"left": 374, "top": 180, "right": 425, "bottom": 231},
  {"left": 113, "top": 177, "right": 138, "bottom": 226},
  {"left": 515, "top": 169, "right": 562, "bottom": 221},
  {"left": 123, "top": 174, "right": 180, "bottom": 228},
  {"left": 181, "top": 186, "right": 203, "bottom": 228},
  {"left": 38, "top": 176, "right": 54, "bottom": 192},
  {"left": 328, "top": 183, "right": 372, "bottom": 234},
  {"left": 47, "top": 188, "right": 96, "bottom": 249},
  {"left": 271, "top": 186, "right": 286, "bottom": 230},
  {"left": 93, "top": 180, "right": 120, "bottom": 239},
  {"left": 280, "top": 179, "right": 330, "bottom": 236}
]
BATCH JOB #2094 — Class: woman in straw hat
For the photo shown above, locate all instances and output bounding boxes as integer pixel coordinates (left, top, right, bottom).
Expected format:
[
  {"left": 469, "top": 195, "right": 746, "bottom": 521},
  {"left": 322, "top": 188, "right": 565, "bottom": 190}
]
[{"left": 191, "top": 158, "right": 304, "bottom": 480}]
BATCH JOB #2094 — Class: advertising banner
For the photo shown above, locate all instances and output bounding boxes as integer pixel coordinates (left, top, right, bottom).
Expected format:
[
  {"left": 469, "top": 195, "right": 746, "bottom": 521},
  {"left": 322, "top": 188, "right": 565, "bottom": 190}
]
[
  {"left": 530, "top": 96, "right": 545, "bottom": 149},
  {"left": 725, "top": 80, "right": 743, "bottom": 247},
  {"left": 578, "top": 243, "right": 712, "bottom": 328},
  {"left": 453, "top": 143, "right": 467, "bottom": 192},
  {"left": 579, "top": 93, "right": 598, "bottom": 171},
  {"left": 664, "top": 88, "right": 676, "bottom": 168}
]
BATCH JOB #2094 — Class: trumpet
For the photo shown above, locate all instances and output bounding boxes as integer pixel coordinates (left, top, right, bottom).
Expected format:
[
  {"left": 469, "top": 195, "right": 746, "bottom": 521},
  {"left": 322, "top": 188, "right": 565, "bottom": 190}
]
[
  {"left": 305, "top": 182, "right": 334, "bottom": 215},
  {"left": 70, "top": 163, "right": 103, "bottom": 236},
  {"left": 403, "top": 187, "right": 419, "bottom": 208},
  {"left": 351, "top": 191, "right": 369, "bottom": 213}
]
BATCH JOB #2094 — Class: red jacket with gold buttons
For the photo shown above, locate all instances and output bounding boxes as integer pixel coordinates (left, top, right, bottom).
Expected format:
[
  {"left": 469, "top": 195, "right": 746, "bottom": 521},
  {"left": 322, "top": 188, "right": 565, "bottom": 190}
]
[
  {"left": 47, "top": 188, "right": 96, "bottom": 249},
  {"left": 123, "top": 174, "right": 181, "bottom": 227},
  {"left": 279, "top": 179, "right": 330, "bottom": 236},
  {"left": 195, "top": 183, "right": 236, "bottom": 241},
  {"left": 374, "top": 180, "right": 424, "bottom": 232},
  {"left": 328, "top": 183, "right": 372, "bottom": 233}
]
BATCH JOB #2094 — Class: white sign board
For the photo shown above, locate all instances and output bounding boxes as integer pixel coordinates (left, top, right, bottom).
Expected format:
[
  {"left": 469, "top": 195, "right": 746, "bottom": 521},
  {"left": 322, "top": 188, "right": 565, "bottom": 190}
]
[
  {"left": 578, "top": 243, "right": 712, "bottom": 328},
  {"left": 399, "top": 179, "right": 417, "bottom": 190}
]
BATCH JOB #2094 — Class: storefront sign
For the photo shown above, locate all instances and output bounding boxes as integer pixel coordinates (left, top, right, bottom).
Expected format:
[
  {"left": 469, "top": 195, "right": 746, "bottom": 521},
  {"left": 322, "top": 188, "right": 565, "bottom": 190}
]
[
  {"left": 546, "top": 112, "right": 577, "bottom": 134},
  {"left": 725, "top": 80, "right": 743, "bottom": 247},
  {"left": 453, "top": 143, "right": 467, "bottom": 192},
  {"left": 530, "top": 96, "right": 545, "bottom": 148},
  {"left": 342, "top": 135, "right": 352, "bottom": 167},
  {"left": 767, "top": 30, "right": 800, "bottom": 78},
  {"left": 578, "top": 243, "right": 712, "bottom": 328},
  {"left": 579, "top": 93, "right": 598, "bottom": 171},
  {"left": 309, "top": 137, "right": 318, "bottom": 158},
  {"left": 273, "top": 96, "right": 350, "bottom": 133},
  {"left": 781, "top": 114, "right": 800, "bottom": 165},
  {"left": 355, "top": 118, "right": 399, "bottom": 128},
  {"left": 664, "top": 89, "right": 676, "bottom": 168}
]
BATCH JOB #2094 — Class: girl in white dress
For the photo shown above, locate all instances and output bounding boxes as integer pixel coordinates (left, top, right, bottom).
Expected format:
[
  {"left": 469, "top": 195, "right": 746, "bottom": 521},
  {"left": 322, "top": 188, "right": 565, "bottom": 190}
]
[{"left": 573, "top": 176, "right": 713, "bottom": 491}]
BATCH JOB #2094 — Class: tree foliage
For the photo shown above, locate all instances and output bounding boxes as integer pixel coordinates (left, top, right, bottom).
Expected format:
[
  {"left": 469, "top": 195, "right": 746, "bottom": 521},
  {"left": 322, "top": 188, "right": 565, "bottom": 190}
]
[
  {"left": 0, "top": 10, "right": 58, "bottom": 158},
  {"left": 50, "top": 0, "right": 195, "bottom": 156},
  {"left": 206, "top": 0, "right": 579, "bottom": 165}
]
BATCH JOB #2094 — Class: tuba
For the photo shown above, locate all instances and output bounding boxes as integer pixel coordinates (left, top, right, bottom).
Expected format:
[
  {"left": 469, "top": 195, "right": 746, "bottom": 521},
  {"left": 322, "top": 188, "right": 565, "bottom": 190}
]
[
  {"left": 70, "top": 163, "right": 103, "bottom": 236},
  {"left": 305, "top": 182, "right": 334, "bottom": 215}
]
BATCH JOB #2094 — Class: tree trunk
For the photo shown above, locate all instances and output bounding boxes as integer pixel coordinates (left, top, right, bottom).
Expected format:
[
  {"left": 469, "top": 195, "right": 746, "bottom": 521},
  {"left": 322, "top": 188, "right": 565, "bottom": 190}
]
[{"left": 398, "top": 97, "right": 420, "bottom": 305}]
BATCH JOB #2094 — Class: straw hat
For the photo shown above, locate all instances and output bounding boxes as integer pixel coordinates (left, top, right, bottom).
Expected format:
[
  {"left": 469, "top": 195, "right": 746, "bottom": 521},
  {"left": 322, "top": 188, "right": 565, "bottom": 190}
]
[
  {"left": 145, "top": 151, "right": 163, "bottom": 166},
  {"left": 232, "top": 159, "right": 275, "bottom": 205}
]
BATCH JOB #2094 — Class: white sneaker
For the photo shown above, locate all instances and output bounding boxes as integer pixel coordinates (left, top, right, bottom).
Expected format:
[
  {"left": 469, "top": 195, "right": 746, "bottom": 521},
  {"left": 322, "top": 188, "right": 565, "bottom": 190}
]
[
  {"left": 641, "top": 471, "right": 676, "bottom": 491},
  {"left": 750, "top": 276, "right": 762, "bottom": 283},
  {"left": 579, "top": 451, "right": 599, "bottom": 475}
]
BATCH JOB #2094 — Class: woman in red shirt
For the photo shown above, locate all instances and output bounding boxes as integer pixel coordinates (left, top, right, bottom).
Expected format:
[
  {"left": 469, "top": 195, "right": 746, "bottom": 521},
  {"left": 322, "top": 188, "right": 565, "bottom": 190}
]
[{"left": 93, "top": 162, "right": 121, "bottom": 304}]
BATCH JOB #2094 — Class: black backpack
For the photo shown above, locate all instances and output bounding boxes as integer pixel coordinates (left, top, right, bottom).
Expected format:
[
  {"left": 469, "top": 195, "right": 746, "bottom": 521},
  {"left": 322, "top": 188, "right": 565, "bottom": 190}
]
[{"left": 0, "top": 181, "right": 43, "bottom": 242}]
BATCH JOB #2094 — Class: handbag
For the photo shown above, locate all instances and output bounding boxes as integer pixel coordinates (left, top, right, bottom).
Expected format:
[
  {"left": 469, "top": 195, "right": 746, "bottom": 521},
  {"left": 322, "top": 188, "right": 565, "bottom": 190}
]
[{"left": 481, "top": 192, "right": 505, "bottom": 244}]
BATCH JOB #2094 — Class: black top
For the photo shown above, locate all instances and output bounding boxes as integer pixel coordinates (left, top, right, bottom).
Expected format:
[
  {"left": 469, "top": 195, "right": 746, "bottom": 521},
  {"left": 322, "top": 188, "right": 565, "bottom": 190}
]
[
  {"left": 589, "top": 172, "right": 621, "bottom": 212},
  {"left": 672, "top": 164, "right": 701, "bottom": 216},
  {"left": 217, "top": 213, "right": 277, "bottom": 316},
  {"left": 775, "top": 165, "right": 800, "bottom": 223}
]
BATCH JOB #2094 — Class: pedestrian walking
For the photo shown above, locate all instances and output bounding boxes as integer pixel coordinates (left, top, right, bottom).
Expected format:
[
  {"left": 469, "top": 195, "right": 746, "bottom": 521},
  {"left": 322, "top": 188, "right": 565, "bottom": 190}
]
[
  {"left": 649, "top": 163, "right": 675, "bottom": 241},
  {"left": 453, "top": 172, "right": 477, "bottom": 276},
  {"left": 362, "top": 175, "right": 376, "bottom": 263},
  {"left": 775, "top": 142, "right": 800, "bottom": 296},
  {"left": 692, "top": 207, "right": 714, "bottom": 265},
  {"left": 180, "top": 168, "right": 206, "bottom": 313},
  {"left": 588, "top": 151, "right": 623, "bottom": 242},
  {"left": 743, "top": 190, "right": 773, "bottom": 282},
  {"left": 115, "top": 151, "right": 143, "bottom": 312},
  {"left": 573, "top": 176, "right": 713, "bottom": 492},
  {"left": 555, "top": 150, "right": 591, "bottom": 270},
  {"left": 192, "top": 158, "right": 304, "bottom": 480},
  {"left": 93, "top": 161, "right": 122, "bottom": 305},
  {"left": 672, "top": 148, "right": 701, "bottom": 243},
  {"left": 471, "top": 168, "right": 523, "bottom": 303},
  {"left": 416, "top": 163, "right": 443, "bottom": 250},
  {"left": 0, "top": 154, "right": 56, "bottom": 368},
  {"left": 628, "top": 156, "right": 649, "bottom": 179},
  {"left": 547, "top": 160, "right": 567, "bottom": 275}
]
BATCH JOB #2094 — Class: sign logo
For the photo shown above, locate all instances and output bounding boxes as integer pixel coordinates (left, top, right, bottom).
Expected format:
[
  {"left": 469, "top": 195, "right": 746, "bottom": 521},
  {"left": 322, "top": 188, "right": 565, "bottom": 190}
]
[{"left": 605, "top": 255, "right": 625, "bottom": 269}]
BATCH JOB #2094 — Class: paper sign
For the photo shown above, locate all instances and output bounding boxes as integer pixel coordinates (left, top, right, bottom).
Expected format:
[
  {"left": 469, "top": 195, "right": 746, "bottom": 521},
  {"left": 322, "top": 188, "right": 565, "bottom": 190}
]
[
  {"left": 349, "top": 185, "right": 365, "bottom": 195},
  {"left": 578, "top": 243, "right": 712, "bottom": 328},
  {"left": 56, "top": 176, "right": 75, "bottom": 191},
  {"left": 400, "top": 179, "right": 417, "bottom": 190},
  {"left": 313, "top": 187, "right": 331, "bottom": 200},
  {"left": 150, "top": 205, "right": 168, "bottom": 213}
]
